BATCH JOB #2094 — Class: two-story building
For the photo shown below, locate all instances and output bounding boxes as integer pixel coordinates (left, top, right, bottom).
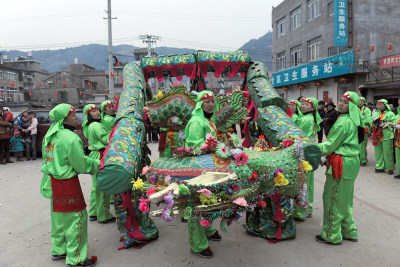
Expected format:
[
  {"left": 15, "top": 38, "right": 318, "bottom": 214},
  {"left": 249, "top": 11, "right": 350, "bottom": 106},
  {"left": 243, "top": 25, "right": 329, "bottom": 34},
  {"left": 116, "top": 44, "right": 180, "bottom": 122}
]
[{"left": 271, "top": 0, "right": 400, "bottom": 105}]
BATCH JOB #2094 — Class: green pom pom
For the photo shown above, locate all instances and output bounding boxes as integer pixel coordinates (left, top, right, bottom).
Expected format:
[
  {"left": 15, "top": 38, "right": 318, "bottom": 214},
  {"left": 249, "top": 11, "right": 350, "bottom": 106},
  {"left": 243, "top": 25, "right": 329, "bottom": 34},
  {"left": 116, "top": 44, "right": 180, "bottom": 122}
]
[
  {"left": 183, "top": 206, "right": 192, "bottom": 220},
  {"left": 179, "top": 184, "right": 191, "bottom": 195},
  {"left": 220, "top": 219, "right": 228, "bottom": 233}
]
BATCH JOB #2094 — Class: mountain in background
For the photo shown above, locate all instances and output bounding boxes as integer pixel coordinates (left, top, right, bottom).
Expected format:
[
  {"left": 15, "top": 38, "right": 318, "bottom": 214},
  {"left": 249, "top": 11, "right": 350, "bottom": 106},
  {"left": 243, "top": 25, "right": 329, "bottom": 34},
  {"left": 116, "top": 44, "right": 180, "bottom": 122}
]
[
  {"left": 1, "top": 32, "right": 272, "bottom": 72},
  {"left": 239, "top": 31, "right": 273, "bottom": 71}
]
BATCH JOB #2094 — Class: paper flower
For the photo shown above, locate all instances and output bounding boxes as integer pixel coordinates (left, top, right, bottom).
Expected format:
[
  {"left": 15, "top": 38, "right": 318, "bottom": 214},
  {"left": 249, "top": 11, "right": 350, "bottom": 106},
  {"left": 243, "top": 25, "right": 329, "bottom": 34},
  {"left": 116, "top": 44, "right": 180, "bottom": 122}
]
[
  {"left": 197, "top": 188, "right": 212, "bottom": 198},
  {"left": 200, "top": 219, "right": 211, "bottom": 227},
  {"left": 235, "top": 152, "right": 248, "bottom": 166},
  {"left": 164, "top": 190, "right": 175, "bottom": 208},
  {"left": 303, "top": 160, "right": 313, "bottom": 172},
  {"left": 146, "top": 186, "right": 156, "bottom": 197},
  {"left": 155, "top": 90, "right": 164, "bottom": 99},
  {"left": 205, "top": 136, "right": 218, "bottom": 150},
  {"left": 164, "top": 175, "right": 172, "bottom": 185},
  {"left": 150, "top": 175, "right": 157, "bottom": 183},
  {"left": 162, "top": 206, "right": 173, "bottom": 222},
  {"left": 179, "top": 184, "right": 191, "bottom": 195},
  {"left": 139, "top": 197, "right": 150, "bottom": 213},
  {"left": 231, "top": 148, "right": 243, "bottom": 157},
  {"left": 141, "top": 166, "right": 149, "bottom": 175},
  {"left": 201, "top": 143, "right": 209, "bottom": 150},
  {"left": 242, "top": 91, "right": 250, "bottom": 97},
  {"left": 256, "top": 200, "right": 267, "bottom": 208},
  {"left": 132, "top": 178, "right": 144, "bottom": 190},
  {"left": 274, "top": 168, "right": 284, "bottom": 175},
  {"left": 216, "top": 143, "right": 230, "bottom": 158},
  {"left": 282, "top": 139, "right": 294, "bottom": 148},
  {"left": 233, "top": 197, "right": 248, "bottom": 207},
  {"left": 248, "top": 171, "right": 258, "bottom": 182},
  {"left": 206, "top": 133, "right": 214, "bottom": 140},
  {"left": 275, "top": 172, "right": 289, "bottom": 186}
]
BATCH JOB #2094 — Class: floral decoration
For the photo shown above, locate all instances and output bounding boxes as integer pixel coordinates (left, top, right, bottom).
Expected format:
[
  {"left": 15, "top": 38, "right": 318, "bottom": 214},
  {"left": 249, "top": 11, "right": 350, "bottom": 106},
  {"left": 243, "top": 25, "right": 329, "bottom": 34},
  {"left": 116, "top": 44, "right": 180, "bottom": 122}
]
[
  {"left": 146, "top": 186, "right": 156, "bottom": 197},
  {"left": 233, "top": 197, "right": 248, "bottom": 207},
  {"left": 164, "top": 190, "right": 175, "bottom": 208},
  {"left": 200, "top": 219, "right": 211, "bottom": 227},
  {"left": 141, "top": 165, "right": 149, "bottom": 175},
  {"left": 197, "top": 188, "right": 212, "bottom": 198},
  {"left": 216, "top": 143, "right": 230, "bottom": 158},
  {"left": 274, "top": 172, "right": 289, "bottom": 186},
  {"left": 282, "top": 139, "right": 294, "bottom": 148},
  {"left": 164, "top": 175, "right": 172, "bottom": 185},
  {"left": 138, "top": 197, "right": 150, "bottom": 213},
  {"left": 132, "top": 178, "right": 144, "bottom": 190},
  {"left": 303, "top": 160, "right": 313, "bottom": 172},
  {"left": 235, "top": 152, "right": 249, "bottom": 166},
  {"left": 162, "top": 206, "right": 173, "bottom": 222}
]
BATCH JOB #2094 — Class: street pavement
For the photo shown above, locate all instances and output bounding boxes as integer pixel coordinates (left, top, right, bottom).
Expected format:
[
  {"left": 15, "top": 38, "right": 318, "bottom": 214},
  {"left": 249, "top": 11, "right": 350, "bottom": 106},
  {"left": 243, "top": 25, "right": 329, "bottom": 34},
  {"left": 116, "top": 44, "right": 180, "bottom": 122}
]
[{"left": 1, "top": 140, "right": 400, "bottom": 267}]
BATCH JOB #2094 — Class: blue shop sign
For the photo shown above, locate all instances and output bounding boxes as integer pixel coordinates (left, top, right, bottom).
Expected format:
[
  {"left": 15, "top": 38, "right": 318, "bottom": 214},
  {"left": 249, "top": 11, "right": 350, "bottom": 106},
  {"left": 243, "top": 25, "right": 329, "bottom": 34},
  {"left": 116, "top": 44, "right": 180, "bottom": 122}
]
[
  {"left": 272, "top": 50, "right": 354, "bottom": 87},
  {"left": 334, "top": 0, "right": 348, "bottom": 47}
]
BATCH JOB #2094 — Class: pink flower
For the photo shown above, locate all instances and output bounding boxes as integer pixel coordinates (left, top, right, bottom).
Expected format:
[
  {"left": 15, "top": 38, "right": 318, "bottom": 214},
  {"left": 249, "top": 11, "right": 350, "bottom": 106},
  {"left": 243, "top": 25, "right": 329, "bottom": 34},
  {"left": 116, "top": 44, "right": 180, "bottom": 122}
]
[
  {"left": 242, "top": 91, "right": 250, "bottom": 97},
  {"left": 139, "top": 197, "right": 150, "bottom": 213},
  {"left": 201, "top": 143, "right": 209, "bottom": 150},
  {"left": 197, "top": 188, "right": 212, "bottom": 198},
  {"left": 235, "top": 152, "right": 248, "bottom": 166},
  {"left": 200, "top": 219, "right": 211, "bottom": 227},
  {"left": 206, "top": 133, "right": 214, "bottom": 140},
  {"left": 141, "top": 166, "right": 149, "bottom": 175},
  {"left": 146, "top": 186, "right": 156, "bottom": 197},
  {"left": 164, "top": 175, "right": 172, "bottom": 185},
  {"left": 282, "top": 139, "right": 294, "bottom": 148},
  {"left": 233, "top": 197, "right": 248, "bottom": 207},
  {"left": 150, "top": 175, "right": 157, "bottom": 183}
]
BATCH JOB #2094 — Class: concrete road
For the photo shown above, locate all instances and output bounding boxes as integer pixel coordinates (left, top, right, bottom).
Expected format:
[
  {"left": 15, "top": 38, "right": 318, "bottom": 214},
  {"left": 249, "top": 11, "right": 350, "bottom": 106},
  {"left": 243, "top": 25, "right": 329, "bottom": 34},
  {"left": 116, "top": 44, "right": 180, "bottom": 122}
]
[{"left": 1, "top": 140, "right": 400, "bottom": 267}]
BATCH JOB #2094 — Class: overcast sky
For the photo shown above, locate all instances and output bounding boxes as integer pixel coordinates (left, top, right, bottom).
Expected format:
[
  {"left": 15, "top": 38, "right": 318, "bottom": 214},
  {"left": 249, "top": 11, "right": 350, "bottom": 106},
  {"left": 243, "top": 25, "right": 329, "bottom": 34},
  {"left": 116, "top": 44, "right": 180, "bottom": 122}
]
[{"left": 1, "top": 0, "right": 283, "bottom": 52}]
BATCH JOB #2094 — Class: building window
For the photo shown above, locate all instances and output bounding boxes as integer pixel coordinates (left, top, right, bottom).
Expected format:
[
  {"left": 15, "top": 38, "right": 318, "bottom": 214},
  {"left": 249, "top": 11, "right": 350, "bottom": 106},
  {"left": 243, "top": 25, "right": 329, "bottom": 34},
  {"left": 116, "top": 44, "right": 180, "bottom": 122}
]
[
  {"left": 60, "top": 91, "right": 68, "bottom": 101},
  {"left": 276, "top": 17, "right": 286, "bottom": 38},
  {"left": 308, "top": 37, "right": 321, "bottom": 61},
  {"left": 7, "top": 88, "right": 18, "bottom": 98},
  {"left": 0, "top": 71, "right": 3, "bottom": 79},
  {"left": 308, "top": 0, "right": 321, "bottom": 21},
  {"left": 6, "top": 72, "right": 17, "bottom": 81},
  {"left": 290, "top": 45, "right": 302, "bottom": 67},
  {"left": 328, "top": 46, "right": 349, "bottom": 57},
  {"left": 290, "top": 6, "right": 302, "bottom": 31},
  {"left": 277, "top": 51, "right": 287, "bottom": 71},
  {"left": 328, "top": 1, "right": 334, "bottom": 16}
]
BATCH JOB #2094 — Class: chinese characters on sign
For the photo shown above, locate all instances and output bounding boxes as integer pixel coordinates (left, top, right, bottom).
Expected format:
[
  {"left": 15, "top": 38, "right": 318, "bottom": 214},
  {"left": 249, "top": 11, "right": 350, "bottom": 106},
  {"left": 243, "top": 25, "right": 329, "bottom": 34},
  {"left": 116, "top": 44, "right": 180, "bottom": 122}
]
[
  {"left": 272, "top": 51, "right": 354, "bottom": 87},
  {"left": 380, "top": 54, "right": 400, "bottom": 69},
  {"left": 334, "top": 0, "right": 348, "bottom": 47}
]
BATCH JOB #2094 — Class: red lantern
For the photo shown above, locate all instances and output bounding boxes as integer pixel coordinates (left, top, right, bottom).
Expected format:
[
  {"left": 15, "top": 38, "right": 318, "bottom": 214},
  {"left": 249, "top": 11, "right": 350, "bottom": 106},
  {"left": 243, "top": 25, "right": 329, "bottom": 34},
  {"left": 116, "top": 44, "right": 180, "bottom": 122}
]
[
  {"left": 38, "top": 82, "right": 42, "bottom": 87},
  {"left": 230, "top": 84, "right": 233, "bottom": 89},
  {"left": 356, "top": 46, "right": 360, "bottom": 53},
  {"left": 88, "top": 81, "right": 91, "bottom": 86},
  {"left": 388, "top": 43, "right": 392, "bottom": 51},
  {"left": 63, "top": 82, "right": 66, "bottom": 87},
  {"left": 105, "top": 90, "right": 108, "bottom": 94},
  {"left": 11, "top": 81, "right": 14, "bottom": 87},
  {"left": 29, "top": 92, "right": 32, "bottom": 96},
  {"left": 370, "top": 45, "right": 374, "bottom": 52},
  {"left": 210, "top": 84, "right": 213, "bottom": 88},
  {"left": 79, "top": 91, "right": 82, "bottom": 95},
  {"left": 55, "top": 92, "right": 58, "bottom": 96},
  {"left": 110, "top": 71, "right": 114, "bottom": 77},
  {"left": 1, "top": 92, "right": 3, "bottom": 96}
]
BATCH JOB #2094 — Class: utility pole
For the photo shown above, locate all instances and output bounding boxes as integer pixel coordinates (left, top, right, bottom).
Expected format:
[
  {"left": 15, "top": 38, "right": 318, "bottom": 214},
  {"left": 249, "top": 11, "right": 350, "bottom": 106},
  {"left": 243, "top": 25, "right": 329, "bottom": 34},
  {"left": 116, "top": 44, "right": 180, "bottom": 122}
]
[
  {"left": 139, "top": 35, "right": 160, "bottom": 91},
  {"left": 139, "top": 35, "right": 160, "bottom": 56},
  {"left": 104, "top": 0, "right": 116, "bottom": 101}
]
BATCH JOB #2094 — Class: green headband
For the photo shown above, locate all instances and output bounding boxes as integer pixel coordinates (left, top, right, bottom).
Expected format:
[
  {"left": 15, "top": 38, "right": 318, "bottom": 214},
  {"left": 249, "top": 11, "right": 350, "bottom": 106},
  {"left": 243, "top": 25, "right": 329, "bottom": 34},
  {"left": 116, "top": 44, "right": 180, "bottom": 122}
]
[
  {"left": 82, "top": 104, "right": 98, "bottom": 138},
  {"left": 43, "top": 103, "right": 74, "bottom": 147}
]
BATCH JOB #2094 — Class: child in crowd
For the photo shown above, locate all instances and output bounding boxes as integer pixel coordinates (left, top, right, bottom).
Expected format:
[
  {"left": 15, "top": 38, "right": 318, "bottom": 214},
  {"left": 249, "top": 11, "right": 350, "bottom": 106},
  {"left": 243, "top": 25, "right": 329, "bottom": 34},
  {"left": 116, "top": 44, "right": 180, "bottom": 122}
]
[{"left": 10, "top": 129, "right": 24, "bottom": 161}]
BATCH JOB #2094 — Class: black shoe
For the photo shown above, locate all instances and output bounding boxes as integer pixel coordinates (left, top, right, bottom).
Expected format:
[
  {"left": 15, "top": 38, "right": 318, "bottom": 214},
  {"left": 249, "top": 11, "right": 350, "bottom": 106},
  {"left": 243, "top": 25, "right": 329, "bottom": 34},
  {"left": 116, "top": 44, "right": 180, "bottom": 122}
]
[
  {"left": 98, "top": 217, "right": 115, "bottom": 224},
  {"left": 315, "top": 235, "right": 342, "bottom": 245},
  {"left": 307, "top": 214, "right": 312, "bottom": 219},
  {"left": 26, "top": 158, "right": 31, "bottom": 161},
  {"left": 375, "top": 169, "right": 384, "bottom": 173},
  {"left": 6, "top": 160, "right": 14, "bottom": 163},
  {"left": 191, "top": 247, "right": 213, "bottom": 258},
  {"left": 343, "top": 237, "right": 358, "bottom": 242},
  {"left": 66, "top": 258, "right": 96, "bottom": 267},
  {"left": 51, "top": 254, "right": 66, "bottom": 261},
  {"left": 360, "top": 163, "right": 367, "bottom": 166},
  {"left": 208, "top": 230, "right": 222, "bottom": 241},
  {"left": 88, "top": 216, "right": 97, "bottom": 221},
  {"left": 0, "top": 161, "right": 6, "bottom": 165},
  {"left": 293, "top": 217, "right": 305, "bottom": 222},
  {"left": 388, "top": 170, "right": 394, "bottom": 175},
  {"left": 394, "top": 175, "right": 400, "bottom": 179},
  {"left": 32, "top": 157, "right": 36, "bottom": 160},
  {"left": 181, "top": 217, "right": 188, "bottom": 223}
]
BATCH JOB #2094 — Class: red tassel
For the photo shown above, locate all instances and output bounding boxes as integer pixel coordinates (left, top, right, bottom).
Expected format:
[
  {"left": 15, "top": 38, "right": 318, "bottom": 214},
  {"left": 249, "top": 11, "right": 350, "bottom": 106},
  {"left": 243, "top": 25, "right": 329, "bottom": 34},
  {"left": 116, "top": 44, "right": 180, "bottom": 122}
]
[{"left": 91, "top": 256, "right": 98, "bottom": 262}]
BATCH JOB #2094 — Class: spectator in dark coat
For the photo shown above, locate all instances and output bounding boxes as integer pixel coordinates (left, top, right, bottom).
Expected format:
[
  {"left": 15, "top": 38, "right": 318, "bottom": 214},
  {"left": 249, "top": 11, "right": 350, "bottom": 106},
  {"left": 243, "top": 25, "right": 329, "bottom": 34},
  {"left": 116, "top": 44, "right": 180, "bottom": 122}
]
[
  {"left": 317, "top": 101, "right": 326, "bottom": 143},
  {"left": 324, "top": 102, "right": 338, "bottom": 137}
]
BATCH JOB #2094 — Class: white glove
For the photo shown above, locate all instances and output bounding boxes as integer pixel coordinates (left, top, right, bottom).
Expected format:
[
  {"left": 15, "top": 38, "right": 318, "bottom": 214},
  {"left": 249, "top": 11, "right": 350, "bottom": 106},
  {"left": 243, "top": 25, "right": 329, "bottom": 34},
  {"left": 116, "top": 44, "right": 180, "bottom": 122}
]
[
  {"left": 372, "top": 115, "right": 378, "bottom": 121},
  {"left": 320, "top": 157, "right": 328, "bottom": 166},
  {"left": 379, "top": 122, "right": 385, "bottom": 128},
  {"left": 395, "top": 125, "right": 400, "bottom": 130},
  {"left": 178, "top": 131, "right": 185, "bottom": 140}
]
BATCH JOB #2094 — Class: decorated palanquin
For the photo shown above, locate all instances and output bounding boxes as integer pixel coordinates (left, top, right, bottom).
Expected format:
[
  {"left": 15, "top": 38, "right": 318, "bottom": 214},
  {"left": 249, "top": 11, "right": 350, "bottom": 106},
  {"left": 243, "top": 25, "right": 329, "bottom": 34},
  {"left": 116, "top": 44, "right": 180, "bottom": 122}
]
[{"left": 97, "top": 51, "right": 321, "bottom": 248}]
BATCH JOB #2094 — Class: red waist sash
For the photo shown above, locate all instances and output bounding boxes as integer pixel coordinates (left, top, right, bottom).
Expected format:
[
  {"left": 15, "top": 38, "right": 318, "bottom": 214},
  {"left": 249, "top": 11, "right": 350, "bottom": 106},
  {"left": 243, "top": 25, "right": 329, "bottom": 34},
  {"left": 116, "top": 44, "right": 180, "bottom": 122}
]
[
  {"left": 51, "top": 175, "right": 86, "bottom": 212},
  {"left": 326, "top": 153, "right": 343, "bottom": 179}
]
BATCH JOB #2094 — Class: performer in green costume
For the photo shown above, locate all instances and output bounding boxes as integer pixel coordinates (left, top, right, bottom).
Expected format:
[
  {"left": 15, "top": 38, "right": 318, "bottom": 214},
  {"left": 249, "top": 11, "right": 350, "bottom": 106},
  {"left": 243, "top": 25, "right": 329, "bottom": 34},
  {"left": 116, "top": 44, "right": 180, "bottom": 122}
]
[
  {"left": 185, "top": 90, "right": 222, "bottom": 258},
  {"left": 40, "top": 104, "right": 99, "bottom": 267},
  {"left": 100, "top": 100, "right": 116, "bottom": 133},
  {"left": 292, "top": 97, "right": 321, "bottom": 221},
  {"left": 83, "top": 104, "right": 115, "bottom": 223},
  {"left": 392, "top": 111, "right": 400, "bottom": 178},
  {"left": 358, "top": 97, "right": 371, "bottom": 166},
  {"left": 372, "top": 99, "right": 396, "bottom": 174},
  {"left": 316, "top": 91, "right": 364, "bottom": 245},
  {"left": 288, "top": 100, "right": 302, "bottom": 126},
  {"left": 159, "top": 117, "right": 185, "bottom": 158}
]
